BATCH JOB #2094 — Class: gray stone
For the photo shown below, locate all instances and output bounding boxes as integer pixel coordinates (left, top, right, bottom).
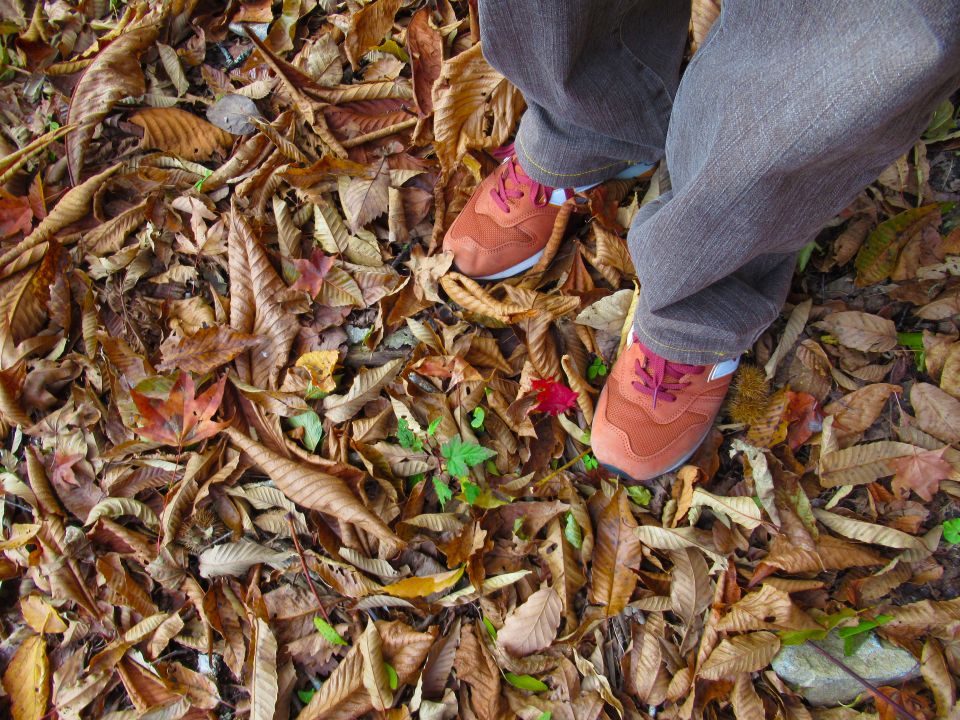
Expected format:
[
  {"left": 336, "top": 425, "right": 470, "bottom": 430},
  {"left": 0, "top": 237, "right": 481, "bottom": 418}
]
[{"left": 771, "top": 631, "right": 920, "bottom": 706}]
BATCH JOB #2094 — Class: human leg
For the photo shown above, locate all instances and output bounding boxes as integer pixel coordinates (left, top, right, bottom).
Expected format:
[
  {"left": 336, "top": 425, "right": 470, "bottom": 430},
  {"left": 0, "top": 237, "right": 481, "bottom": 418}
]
[
  {"left": 442, "top": 0, "right": 690, "bottom": 278},
  {"left": 593, "top": 0, "right": 960, "bottom": 480}
]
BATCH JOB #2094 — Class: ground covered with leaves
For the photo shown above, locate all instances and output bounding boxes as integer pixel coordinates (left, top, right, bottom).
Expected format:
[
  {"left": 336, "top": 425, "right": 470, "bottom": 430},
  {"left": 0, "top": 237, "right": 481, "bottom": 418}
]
[{"left": 1, "top": 1, "right": 960, "bottom": 719}]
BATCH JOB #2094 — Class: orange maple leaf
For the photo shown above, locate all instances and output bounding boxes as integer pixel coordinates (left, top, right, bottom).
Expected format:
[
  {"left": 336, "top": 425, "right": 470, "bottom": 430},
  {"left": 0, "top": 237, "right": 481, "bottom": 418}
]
[
  {"left": 889, "top": 445, "right": 951, "bottom": 501},
  {"left": 130, "top": 372, "right": 228, "bottom": 447}
]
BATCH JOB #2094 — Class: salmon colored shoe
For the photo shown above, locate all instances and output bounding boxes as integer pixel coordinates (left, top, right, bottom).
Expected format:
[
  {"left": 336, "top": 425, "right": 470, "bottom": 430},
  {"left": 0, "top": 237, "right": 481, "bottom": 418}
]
[
  {"left": 592, "top": 334, "right": 740, "bottom": 482},
  {"left": 442, "top": 153, "right": 571, "bottom": 280}
]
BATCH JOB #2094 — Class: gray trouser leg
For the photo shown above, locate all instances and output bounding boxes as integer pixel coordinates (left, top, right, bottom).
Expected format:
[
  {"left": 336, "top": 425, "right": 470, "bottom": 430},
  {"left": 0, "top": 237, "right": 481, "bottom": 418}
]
[
  {"left": 479, "top": 0, "right": 960, "bottom": 365},
  {"left": 631, "top": 1, "right": 960, "bottom": 364},
  {"left": 479, "top": 0, "right": 690, "bottom": 186}
]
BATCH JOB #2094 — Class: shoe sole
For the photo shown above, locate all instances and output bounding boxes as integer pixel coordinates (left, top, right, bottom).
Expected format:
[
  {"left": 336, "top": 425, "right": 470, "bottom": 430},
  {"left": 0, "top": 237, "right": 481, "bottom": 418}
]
[{"left": 473, "top": 248, "right": 546, "bottom": 281}]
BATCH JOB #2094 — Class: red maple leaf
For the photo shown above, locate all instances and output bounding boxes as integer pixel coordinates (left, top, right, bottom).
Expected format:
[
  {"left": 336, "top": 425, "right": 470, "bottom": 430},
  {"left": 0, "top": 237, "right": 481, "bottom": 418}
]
[
  {"left": 291, "top": 249, "right": 334, "bottom": 298},
  {"left": 531, "top": 377, "right": 579, "bottom": 416},
  {"left": 890, "top": 445, "right": 951, "bottom": 501},
  {"left": 130, "top": 372, "right": 228, "bottom": 446}
]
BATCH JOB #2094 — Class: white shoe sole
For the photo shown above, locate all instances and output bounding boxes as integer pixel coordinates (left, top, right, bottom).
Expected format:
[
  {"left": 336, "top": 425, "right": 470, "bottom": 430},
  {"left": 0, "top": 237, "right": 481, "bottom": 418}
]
[{"left": 473, "top": 249, "right": 546, "bottom": 281}]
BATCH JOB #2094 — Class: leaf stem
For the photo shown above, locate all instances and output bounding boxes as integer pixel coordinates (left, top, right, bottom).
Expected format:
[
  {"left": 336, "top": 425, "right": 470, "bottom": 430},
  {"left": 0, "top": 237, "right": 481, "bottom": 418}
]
[
  {"left": 286, "top": 514, "right": 331, "bottom": 622},
  {"left": 341, "top": 118, "right": 418, "bottom": 149},
  {"left": 536, "top": 447, "right": 592, "bottom": 487},
  {"left": 807, "top": 641, "right": 918, "bottom": 720}
]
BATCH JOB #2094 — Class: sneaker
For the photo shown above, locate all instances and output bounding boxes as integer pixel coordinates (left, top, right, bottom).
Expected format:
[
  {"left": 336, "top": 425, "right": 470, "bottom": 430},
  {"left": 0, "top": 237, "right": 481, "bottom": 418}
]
[
  {"left": 442, "top": 153, "right": 571, "bottom": 280},
  {"left": 592, "top": 334, "right": 739, "bottom": 481},
  {"left": 444, "top": 151, "right": 654, "bottom": 280}
]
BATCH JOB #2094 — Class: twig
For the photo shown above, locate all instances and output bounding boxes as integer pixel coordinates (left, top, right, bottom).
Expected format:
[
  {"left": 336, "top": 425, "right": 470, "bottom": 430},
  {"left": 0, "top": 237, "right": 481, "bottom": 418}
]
[
  {"left": 808, "top": 641, "right": 918, "bottom": 720},
  {"left": 286, "top": 514, "right": 331, "bottom": 622},
  {"left": 341, "top": 117, "right": 418, "bottom": 149},
  {"left": 536, "top": 447, "right": 592, "bottom": 487}
]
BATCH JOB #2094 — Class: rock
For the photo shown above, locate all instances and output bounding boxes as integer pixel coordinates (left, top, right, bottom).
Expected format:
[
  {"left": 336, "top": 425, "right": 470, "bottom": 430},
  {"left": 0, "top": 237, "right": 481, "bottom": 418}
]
[{"left": 772, "top": 631, "right": 920, "bottom": 706}]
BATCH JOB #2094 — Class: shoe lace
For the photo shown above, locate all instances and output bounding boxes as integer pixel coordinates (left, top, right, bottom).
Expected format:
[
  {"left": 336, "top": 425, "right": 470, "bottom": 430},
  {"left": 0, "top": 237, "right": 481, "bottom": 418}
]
[
  {"left": 490, "top": 154, "right": 550, "bottom": 213},
  {"left": 632, "top": 342, "right": 705, "bottom": 408}
]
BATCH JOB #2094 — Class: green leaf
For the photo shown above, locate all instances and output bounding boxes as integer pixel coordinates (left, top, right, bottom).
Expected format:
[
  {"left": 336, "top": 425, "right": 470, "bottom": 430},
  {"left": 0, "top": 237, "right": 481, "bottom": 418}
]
[
  {"left": 427, "top": 417, "right": 441, "bottom": 436},
  {"left": 854, "top": 204, "right": 950, "bottom": 285},
  {"left": 470, "top": 406, "right": 485, "bottom": 430},
  {"left": 482, "top": 616, "right": 498, "bottom": 641},
  {"left": 504, "top": 672, "right": 548, "bottom": 692},
  {"left": 536, "top": 713, "right": 552, "bottom": 720},
  {"left": 563, "top": 512, "right": 582, "bottom": 549},
  {"left": 587, "top": 357, "right": 607, "bottom": 380},
  {"left": 289, "top": 411, "right": 323, "bottom": 452},
  {"left": 384, "top": 662, "right": 398, "bottom": 690},
  {"left": 583, "top": 454, "right": 599, "bottom": 471},
  {"left": 943, "top": 518, "right": 960, "bottom": 544},
  {"left": 898, "top": 331, "right": 925, "bottom": 350},
  {"left": 304, "top": 381, "right": 327, "bottom": 400},
  {"left": 376, "top": 38, "right": 409, "bottom": 62},
  {"left": 512, "top": 517, "right": 527, "bottom": 540},
  {"left": 462, "top": 480, "right": 481, "bottom": 505},
  {"left": 408, "top": 472, "right": 426, "bottom": 488},
  {"left": 779, "top": 628, "right": 827, "bottom": 646},
  {"left": 796, "top": 240, "right": 819, "bottom": 272},
  {"left": 297, "top": 689, "right": 315, "bottom": 704},
  {"left": 396, "top": 418, "right": 422, "bottom": 451},
  {"left": 313, "top": 616, "right": 348, "bottom": 646},
  {"left": 432, "top": 476, "right": 453, "bottom": 510},
  {"left": 440, "top": 436, "right": 496, "bottom": 478},
  {"left": 627, "top": 485, "right": 652, "bottom": 507},
  {"left": 924, "top": 99, "right": 957, "bottom": 141}
]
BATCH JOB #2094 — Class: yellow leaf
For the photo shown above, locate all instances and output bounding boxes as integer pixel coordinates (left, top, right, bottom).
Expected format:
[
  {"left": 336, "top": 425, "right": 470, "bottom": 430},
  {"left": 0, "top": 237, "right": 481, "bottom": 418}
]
[
  {"left": 296, "top": 349, "right": 340, "bottom": 393},
  {"left": 380, "top": 566, "right": 464, "bottom": 599},
  {"left": 2, "top": 634, "right": 49, "bottom": 720},
  {"left": 20, "top": 596, "right": 68, "bottom": 635}
]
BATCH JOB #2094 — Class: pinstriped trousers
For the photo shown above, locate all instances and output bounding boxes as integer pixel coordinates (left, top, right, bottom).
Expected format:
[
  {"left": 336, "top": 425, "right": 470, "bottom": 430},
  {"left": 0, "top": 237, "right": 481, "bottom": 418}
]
[{"left": 479, "top": 0, "right": 960, "bottom": 364}]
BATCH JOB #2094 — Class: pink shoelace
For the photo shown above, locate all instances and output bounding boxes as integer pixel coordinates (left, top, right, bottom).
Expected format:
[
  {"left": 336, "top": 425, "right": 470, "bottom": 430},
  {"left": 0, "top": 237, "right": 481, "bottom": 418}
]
[
  {"left": 489, "top": 146, "right": 552, "bottom": 213},
  {"left": 632, "top": 342, "right": 705, "bottom": 408}
]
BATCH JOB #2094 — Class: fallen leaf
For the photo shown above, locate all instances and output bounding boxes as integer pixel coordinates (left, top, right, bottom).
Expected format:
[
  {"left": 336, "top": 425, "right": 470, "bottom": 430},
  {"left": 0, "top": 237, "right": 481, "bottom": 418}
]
[
  {"left": 890, "top": 445, "right": 951, "bottom": 501},
  {"left": 497, "top": 586, "right": 562, "bottom": 657}
]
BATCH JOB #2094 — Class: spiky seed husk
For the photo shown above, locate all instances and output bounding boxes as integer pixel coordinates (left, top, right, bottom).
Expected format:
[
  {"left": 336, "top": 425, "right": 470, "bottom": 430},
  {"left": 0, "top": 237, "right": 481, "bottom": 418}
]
[{"left": 726, "top": 364, "right": 772, "bottom": 425}]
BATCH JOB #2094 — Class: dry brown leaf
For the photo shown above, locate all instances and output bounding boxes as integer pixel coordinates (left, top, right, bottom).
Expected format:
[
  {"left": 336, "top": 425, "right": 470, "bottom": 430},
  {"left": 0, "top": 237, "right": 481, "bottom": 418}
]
[
  {"left": 249, "top": 617, "right": 279, "bottom": 720},
  {"left": 717, "top": 584, "right": 820, "bottom": 632},
  {"left": 819, "top": 440, "right": 918, "bottom": 487},
  {"left": 323, "top": 358, "right": 404, "bottom": 424},
  {"left": 823, "top": 383, "right": 901, "bottom": 445},
  {"left": 130, "top": 107, "right": 233, "bottom": 160},
  {"left": 157, "top": 325, "right": 261, "bottom": 374},
  {"left": 497, "top": 586, "right": 562, "bottom": 657},
  {"left": 226, "top": 427, "right": 402, "bottom": 554},
  {"left": 921, "top": 638, "right": 956, "bottom": 717},
  {"left": 813, "top": 508, "right": 930, "bottom": 553},
  {"left": 67, "top": 23, "right": 159, "bottom": 182},
  {"left": 698, "top": 632, "right": 780, "bottom": 681},
  {"left": 432, "top": 42, "right": 524, "bottom": 176},
  {"left": 343, "top": 0, "right": 402, "bottom": 67},
  {"left": 454, "top": 622, "right": 503, "bottom": 720},
  {"left": 588, "top": 487, "right": 640, "bottom": 616},
  {"left": 817, "top": 311, "right": 898, "bottom": 352},
  {"left": 940, "top": 342, "right": 960, "bottom": 398},
  {"left": 731, "top": 673, "right": 766, "bottom": 720},
  {"left": 911, "top": 382, "right": 960, "bottom": 444},
  {"left": 227, "top": 209, "right": 300, "bottom": 390},
  {"left": 359, "top": 621, "right": 393, "bottom": 711}
]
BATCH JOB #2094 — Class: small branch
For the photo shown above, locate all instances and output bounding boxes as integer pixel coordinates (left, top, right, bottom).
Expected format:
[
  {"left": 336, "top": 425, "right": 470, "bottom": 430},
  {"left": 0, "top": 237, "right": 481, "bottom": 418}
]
[
  {"left": 808, "top": 641, "right": 918, "bottom": 720},
  {"left": 341, "top": 118, "right": 418, "bottom": 149},
  {"left": 287, "top": 514, "right": 330, "bottom": 622},
  {"left": 536, "top": 447, "right": 592, "bottom": 487}
]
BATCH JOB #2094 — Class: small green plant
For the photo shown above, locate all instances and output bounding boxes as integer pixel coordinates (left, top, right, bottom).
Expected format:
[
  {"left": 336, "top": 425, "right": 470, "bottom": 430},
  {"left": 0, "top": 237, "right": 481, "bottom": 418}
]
[
  {"left": 897, "top": 331, "right": 926, "bottom": 372},
  {"left": 583, "top": 453, "right": 599, "bottom": 471},
  {"left": 563, "top": 511, "right": 583, "bottom": 549},
  {"left": 470, "top": 406, "right": 485, "bottom": 430},
  {"left": 943, "top": 517, "right": 960, "bottom": 544},
  {"left": 396, "top": 418, "right": 423, "bottom": 451},
  {"left": 288, "top": 410, "right": 322, "bottom": 452},
  {"left": 432, "top": 476, "right": 453, "bottom": 509},
  {"left": 836, "top": 614, "right": 893, "bottom": 655},
  {"left": 627, "top": 485, "right": 652, "bottom": 507},
  {"left": 313, "top": 616, "right": 348, "bottom": 646},
  {"left": 587, "top": 356, "right": 608, "bottom": 380},
  {"left": 441, "top": 435, "right": 496, "bottom": 478}
]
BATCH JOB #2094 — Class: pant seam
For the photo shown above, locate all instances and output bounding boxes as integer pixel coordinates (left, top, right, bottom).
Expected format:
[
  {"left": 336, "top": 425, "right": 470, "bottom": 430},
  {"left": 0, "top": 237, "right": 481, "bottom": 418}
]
[
  {"left": 516, "top": 135, "right": 638, "bottom": 179},
  {"left": 634, "top": 321, "right": 734, "bottom": 359}
]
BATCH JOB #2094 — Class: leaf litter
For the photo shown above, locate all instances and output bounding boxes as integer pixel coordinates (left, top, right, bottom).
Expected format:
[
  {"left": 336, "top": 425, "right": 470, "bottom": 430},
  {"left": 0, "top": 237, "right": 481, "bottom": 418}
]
[{"left": 0, "top": 1, "right": 960, "bottom": 719}]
